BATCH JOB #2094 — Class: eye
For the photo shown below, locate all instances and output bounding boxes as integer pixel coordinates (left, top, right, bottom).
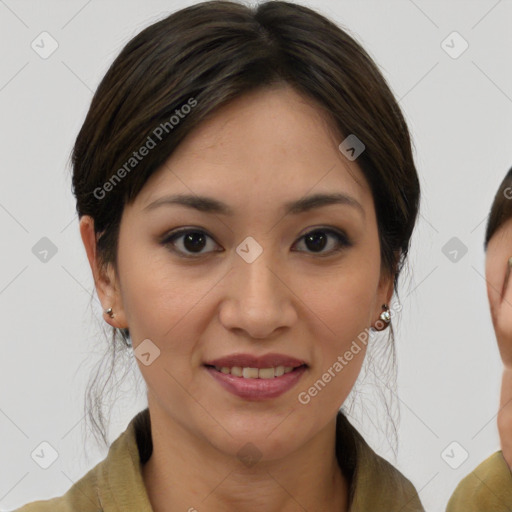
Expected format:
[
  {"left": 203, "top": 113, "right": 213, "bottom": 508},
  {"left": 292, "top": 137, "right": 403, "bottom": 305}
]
[
  {"left": 293, "top": 228, "right": 352, "bottom": 255},
  {"left": 161, "top": 228, "right": 221, "bottom": 258},
  {"left": 161, "top": 226, "right": 352, "bottom": 259}
]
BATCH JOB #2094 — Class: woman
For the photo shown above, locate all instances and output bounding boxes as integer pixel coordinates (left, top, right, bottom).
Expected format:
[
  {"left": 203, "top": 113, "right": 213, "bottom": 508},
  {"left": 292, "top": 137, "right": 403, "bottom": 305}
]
[
  {"left": 14, "top": 1, "right": 424, "bottom": 510},
  {"left": 447, "top": 169, "right": 512, "bottom": 510}
]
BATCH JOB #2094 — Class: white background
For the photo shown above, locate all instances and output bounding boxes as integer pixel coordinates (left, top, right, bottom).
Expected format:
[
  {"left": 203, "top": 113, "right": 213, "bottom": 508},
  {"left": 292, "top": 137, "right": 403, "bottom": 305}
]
[{"left": 1, "top": 1, "right": 512, "bottom": 511}]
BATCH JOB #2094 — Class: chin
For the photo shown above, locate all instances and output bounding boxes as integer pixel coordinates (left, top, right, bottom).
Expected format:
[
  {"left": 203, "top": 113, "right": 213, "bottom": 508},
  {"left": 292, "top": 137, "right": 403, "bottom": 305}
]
[{"left": 204, "top": 411, "right": 311, "bottom": 459}]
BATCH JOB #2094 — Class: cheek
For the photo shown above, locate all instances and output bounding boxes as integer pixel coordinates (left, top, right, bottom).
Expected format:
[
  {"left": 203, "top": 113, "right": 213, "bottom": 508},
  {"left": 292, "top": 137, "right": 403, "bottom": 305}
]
[
  {"left": 311, "top": 279, "right": 373, "bottom": 375},
  {"left": 297, "top": 282, "right": 373, "bottom": 412},
  {"left": 292, "top": 251, "right": 379, "bottom": 384},
  {"left": 301, "top": 259, "right": 379, "bottom": 335},
  {"left": 486, "top": 244, "right": 508, "bottom": 292},
  {"left": 116, "top": 235, "right": 204, "bottom": 352}
]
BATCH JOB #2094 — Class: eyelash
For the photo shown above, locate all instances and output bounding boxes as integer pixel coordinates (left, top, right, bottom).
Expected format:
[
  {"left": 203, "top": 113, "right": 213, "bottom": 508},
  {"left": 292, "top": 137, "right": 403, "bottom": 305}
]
[{"left": 160, "top": 227, "right": 352, "bottom": 259}]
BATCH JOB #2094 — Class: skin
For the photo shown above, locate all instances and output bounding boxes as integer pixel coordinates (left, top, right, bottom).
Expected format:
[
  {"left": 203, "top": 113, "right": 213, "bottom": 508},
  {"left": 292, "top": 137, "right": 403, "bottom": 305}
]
[
  {"left": 486, "top": 217, "right": 512, "bottom": 471},
  {"left": 80, "top": 84, "right": 394, "bottom": 512}
]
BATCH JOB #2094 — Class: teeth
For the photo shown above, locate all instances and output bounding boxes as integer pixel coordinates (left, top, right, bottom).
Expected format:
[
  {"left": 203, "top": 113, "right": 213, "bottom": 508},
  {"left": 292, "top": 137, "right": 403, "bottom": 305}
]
[
  {"left": 258, "top": 367, "right": 275, "bottom": 379},
  {"left": 241, "top": 367, "right": 258, "bottom": 378},
  {"left": 231, "top": 366, "right": 243, "bottom": 377},
  {"left": 213, "top": 365, "right": 297, "bottom": 378}
]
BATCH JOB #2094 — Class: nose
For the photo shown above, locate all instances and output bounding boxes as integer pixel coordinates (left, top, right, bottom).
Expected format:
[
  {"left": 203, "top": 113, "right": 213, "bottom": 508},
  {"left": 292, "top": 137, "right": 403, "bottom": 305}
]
[{"left": 218, "top": 251, "right": 297, "bottom": 339}]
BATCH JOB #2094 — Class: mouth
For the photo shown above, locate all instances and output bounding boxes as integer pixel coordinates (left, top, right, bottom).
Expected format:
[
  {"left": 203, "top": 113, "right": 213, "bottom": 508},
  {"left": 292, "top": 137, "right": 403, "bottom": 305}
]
[
  {"left": 203, "top": 362, "right": 308, "bottom": 400},
  {"left": 203, "top": 353, "right": 307, "bottom": 372},
  {"left": 204, "top": 364, "right": 307, "bottom": 379}
]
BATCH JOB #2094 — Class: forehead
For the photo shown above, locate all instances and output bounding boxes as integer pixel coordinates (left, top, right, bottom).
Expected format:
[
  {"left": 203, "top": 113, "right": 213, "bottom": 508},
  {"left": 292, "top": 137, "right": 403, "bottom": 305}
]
[{"left": 136, "top": 85, "right": 372, "bottom": 214}]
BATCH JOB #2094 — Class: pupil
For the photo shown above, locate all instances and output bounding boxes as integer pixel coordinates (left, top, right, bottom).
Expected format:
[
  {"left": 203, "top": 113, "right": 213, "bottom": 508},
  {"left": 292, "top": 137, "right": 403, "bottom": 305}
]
[
  {"left": 305, "top": 232, "right": 326, "bottom": 252},
  {"left": 181, "top": 231, "right": 329, "bottom": 253},
  {"left": 184, "top": 232, "right": 206, "bottom": 252}
]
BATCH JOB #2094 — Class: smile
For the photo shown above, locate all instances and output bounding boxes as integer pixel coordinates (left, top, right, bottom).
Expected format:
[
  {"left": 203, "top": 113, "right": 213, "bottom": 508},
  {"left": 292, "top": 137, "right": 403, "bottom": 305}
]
[
  {"left": 209, "top": 365, "right": 297, "bottom": 378},
  {"left": 204, "top": 364, "right": 307, "bottom": 400}
]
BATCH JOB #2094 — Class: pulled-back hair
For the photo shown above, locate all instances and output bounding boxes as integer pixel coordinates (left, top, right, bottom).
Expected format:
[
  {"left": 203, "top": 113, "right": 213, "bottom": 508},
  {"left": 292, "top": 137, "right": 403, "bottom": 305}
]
[{"left": 71, "top": 0, "right": 420, "bottom": 450}]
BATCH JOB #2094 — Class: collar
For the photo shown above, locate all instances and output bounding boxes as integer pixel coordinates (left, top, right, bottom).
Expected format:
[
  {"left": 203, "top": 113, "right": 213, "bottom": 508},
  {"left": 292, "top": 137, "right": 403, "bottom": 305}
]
[{"left": 95, "top": 408, "right": 423, "bottom": 511}]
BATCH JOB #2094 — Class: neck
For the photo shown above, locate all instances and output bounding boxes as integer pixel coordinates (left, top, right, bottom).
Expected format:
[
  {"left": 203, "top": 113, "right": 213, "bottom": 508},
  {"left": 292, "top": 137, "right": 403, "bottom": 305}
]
[{"left": 141, "top": 402, "right": 349, "bottom": 512}]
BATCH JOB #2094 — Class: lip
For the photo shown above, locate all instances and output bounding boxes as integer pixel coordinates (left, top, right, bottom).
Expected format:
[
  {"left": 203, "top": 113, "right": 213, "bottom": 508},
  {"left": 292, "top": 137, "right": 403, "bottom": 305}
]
[
  {"left": 205, "top": 365, "right": 307, "bottom": 400},
  {"left": 204, "top": 353, "right": 307, "bottom": 369}
]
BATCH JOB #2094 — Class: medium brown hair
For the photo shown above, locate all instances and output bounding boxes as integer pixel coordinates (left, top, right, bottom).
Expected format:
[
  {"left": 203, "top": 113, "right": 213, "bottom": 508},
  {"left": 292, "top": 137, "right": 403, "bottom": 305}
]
[{"left": 71, "top": 0, "right": 420, "bottom": 449}]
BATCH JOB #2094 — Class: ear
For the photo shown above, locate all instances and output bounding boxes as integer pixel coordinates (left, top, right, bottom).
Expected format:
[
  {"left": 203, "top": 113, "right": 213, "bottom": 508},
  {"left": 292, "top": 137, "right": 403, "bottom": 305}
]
[
  {"left": 372, "top": 255, "right": 398, "bottom": 331},
  {"left": 79, "top": 215, "right": 128, "bottom": 329}
]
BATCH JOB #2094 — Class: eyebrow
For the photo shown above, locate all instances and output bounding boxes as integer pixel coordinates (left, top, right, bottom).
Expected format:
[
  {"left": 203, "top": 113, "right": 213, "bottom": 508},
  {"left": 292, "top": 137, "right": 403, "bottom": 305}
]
[{"left": 143, "top": 192, "right": 365, "bottom": 218}]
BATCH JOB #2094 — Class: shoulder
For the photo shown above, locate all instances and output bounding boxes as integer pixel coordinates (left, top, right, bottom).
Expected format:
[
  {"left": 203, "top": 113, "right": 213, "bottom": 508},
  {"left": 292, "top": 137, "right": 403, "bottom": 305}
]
[
  {"left": 336, "top": 411, "right": 425, "bottom": 511},
  {"left": 10, "top": 464, "right": 102, "bottom": 512},
  {"left": 447, "top": 450, "right": 512, "bottom": 511},
  {"left": 354, "top": 437, "right": 425, "bottom": 511},
  {"left": 11, "top": 409, "right": 153, "bottom": 512}
]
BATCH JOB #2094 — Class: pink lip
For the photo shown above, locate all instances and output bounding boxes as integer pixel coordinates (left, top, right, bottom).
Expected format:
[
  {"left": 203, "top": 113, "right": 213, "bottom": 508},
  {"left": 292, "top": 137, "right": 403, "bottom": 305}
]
[
  {"left": 204, "top": 352, "right": 307, "bottom": 369},
  {"left": 205, "top": 365, "right": 307, "bottom": 400}
]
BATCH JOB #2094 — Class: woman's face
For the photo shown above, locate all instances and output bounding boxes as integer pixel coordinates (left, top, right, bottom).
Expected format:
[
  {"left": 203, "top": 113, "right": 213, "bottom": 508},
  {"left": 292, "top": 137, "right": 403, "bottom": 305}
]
[
  {"left": 486, "top": 216, "right": 512, "bottom": 368},
  {"left": 93, "top": 85, "right": 393, "bottom": 460}
]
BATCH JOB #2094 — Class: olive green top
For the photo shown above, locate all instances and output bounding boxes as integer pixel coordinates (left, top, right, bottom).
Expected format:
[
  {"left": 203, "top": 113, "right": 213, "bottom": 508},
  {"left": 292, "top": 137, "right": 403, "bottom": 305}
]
[
  {"left": 13, "top": 408, "right": 424, "bottom": 511},
  {"left": 446, "top": 450, "right": 512, "bottom": 511}
]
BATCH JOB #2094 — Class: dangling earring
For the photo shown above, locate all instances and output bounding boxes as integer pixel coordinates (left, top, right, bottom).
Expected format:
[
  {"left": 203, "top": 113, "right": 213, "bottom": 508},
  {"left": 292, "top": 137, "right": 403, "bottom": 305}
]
[
  {"left": 104, "top": 307, "right": 114, "bottom": 318},
  {"left": 379, "top": 304, "right": 391, "bottom": 323}
]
